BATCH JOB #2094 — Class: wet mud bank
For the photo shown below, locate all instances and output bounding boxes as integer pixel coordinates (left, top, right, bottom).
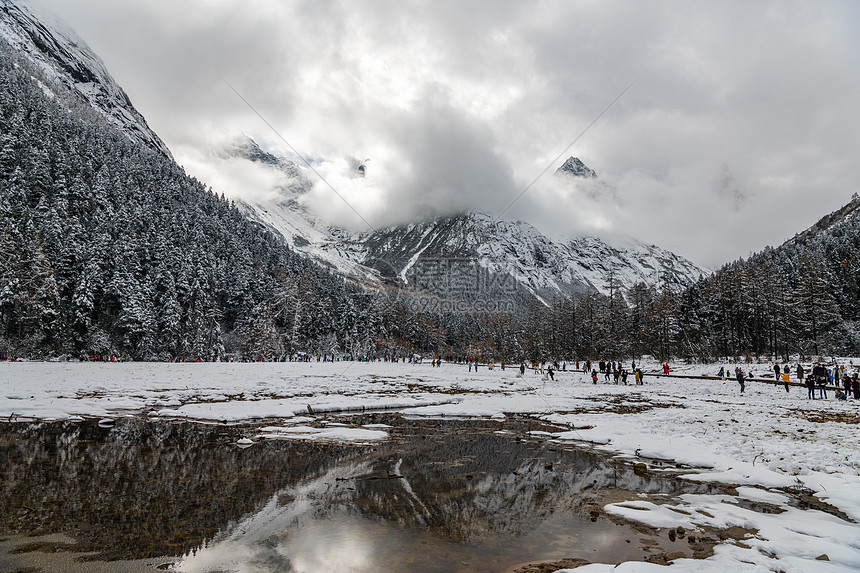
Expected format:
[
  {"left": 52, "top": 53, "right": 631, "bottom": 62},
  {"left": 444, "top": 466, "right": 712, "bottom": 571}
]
[{"left": 0, "top": 416, "right": 755, "bottom": 572}]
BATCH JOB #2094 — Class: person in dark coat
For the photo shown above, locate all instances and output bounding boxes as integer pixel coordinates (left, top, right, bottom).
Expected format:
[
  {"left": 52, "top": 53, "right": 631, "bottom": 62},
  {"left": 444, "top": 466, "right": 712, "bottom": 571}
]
[
  {"left": 736, "top": 368, "right": 745, "bottom": 394},
  {"left": 773, "top": 363, "right": 780, "bottom": 381},
  {"left": 806, "top": 375, "right": 816, "bottom": 399},
  {"left": 812, "top": 363, "right": 825, "bottom": 381},
  {"left": 813, "top": 363, "right": 828, "bottom": 399}
]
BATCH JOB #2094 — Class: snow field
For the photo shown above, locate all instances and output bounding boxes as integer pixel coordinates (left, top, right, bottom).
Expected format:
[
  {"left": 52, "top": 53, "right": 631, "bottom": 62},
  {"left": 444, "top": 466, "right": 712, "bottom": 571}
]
[{"left": 1, "top": 359, "right": 859, "bottom": 572}]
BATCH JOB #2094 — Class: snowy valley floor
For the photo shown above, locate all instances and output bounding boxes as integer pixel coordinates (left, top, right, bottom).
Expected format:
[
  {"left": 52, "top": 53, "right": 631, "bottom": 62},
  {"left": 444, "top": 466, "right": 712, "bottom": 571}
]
[{"left": 1, "top": 360, "right": 859, "bottom": 572}]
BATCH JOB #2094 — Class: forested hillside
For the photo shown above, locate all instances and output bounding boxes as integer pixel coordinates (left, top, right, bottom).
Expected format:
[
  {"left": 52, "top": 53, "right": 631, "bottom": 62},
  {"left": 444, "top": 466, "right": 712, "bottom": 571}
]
[
  {"left": 677, "top": 195, "right": 860, "bottom": 360},
  {"left": 0, "top": 41, "right": 394, "bottom": 360}
]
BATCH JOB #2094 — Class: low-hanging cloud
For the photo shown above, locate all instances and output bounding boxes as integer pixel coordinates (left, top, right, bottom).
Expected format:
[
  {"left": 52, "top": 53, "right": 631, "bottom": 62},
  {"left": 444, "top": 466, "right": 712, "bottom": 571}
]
[{"left": 32, "top": 0, "right": 860, "bottom": 268}]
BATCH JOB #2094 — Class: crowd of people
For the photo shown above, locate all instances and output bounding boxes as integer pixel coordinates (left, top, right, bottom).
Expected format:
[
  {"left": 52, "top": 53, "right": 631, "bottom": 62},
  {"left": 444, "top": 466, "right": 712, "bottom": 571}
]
[
  {"left": 461, "top": 356, "right": 860, "bottom": 402},
  {"left": 800, "top": 362, "right": 860, "bottom": 400},
  {"left": 716, "top": 362, "right": 860, "bottom": 399},
  {"left": 575, "top": 359, "right": 645, "bottom": 386}
]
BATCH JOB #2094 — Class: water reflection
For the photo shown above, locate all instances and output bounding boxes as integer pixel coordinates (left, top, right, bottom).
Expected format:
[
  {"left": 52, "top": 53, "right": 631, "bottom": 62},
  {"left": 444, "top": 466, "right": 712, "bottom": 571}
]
[
  {"left": 0, "top": 417, "right": 716, "bottom": 572},
  {"left": 177, "top": 418, "right": 716, "bottom": 572},
  {"left": 0, "top": 419, "right": 356, "bottom": 561}
]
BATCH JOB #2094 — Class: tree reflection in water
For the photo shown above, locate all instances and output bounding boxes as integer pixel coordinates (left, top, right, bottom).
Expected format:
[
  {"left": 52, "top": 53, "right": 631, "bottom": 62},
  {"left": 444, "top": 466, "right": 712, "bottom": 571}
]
[{"left": 0, "top": 417, "right": 717, "bottom": 571}]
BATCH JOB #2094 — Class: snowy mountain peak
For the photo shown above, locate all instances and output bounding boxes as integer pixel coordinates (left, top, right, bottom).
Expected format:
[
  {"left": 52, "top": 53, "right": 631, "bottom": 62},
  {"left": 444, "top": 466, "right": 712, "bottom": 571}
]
[
  {"left": 555, "top": 156, "right": 619, "bottom": 204},
  {"left": 0, "top": 0, "right": 172, "bottom": 159},
  {"left": 556, "top": 156, "right": 597, "bottom": 178}
]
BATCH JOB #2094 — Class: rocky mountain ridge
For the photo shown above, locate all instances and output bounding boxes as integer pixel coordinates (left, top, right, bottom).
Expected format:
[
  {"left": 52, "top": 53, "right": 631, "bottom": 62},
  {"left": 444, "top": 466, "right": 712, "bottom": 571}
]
[{"left": 0, "top": 0, "right": 172, "bottom": 158}]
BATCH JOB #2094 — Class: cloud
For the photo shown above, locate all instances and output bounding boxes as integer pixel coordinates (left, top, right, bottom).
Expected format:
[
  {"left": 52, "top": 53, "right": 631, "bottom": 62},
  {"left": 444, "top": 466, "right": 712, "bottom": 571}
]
[
  {"left": 31, "top": 0, "right": 860, "bottom": 267},
  {"left": 176, "top": 139, "right": 294, "bottom": 204}
]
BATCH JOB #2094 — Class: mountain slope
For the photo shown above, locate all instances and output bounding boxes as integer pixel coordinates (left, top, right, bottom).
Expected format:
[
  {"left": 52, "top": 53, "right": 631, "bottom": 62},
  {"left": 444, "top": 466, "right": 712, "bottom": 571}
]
[
  {"left": 783, "top": 192, "right": 860, "bottom": 249},
  {"left": 0, "top": 32, "right": 398, "bottom": 360},
  {"left": 0, "top": 0, "right": 172, "bottom": 158}
]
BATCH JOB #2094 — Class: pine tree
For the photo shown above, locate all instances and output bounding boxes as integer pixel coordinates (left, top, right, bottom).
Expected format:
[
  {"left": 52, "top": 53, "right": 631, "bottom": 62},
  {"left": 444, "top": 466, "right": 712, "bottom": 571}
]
[{"left": 791, "top": 252, "right": 841, "bottom": 357}]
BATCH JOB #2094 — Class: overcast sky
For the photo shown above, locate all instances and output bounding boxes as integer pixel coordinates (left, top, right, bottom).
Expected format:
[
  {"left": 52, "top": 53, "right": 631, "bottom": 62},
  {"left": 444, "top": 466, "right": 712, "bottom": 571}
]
[{"left": 32, "top": 0, "right": 860, "bottom": 268}]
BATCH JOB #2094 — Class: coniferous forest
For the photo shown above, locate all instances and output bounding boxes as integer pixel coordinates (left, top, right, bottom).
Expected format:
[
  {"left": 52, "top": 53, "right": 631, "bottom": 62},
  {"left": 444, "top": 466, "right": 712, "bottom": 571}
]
[{"left": 1, "top": 39, "right": 858, "bottom": 363}]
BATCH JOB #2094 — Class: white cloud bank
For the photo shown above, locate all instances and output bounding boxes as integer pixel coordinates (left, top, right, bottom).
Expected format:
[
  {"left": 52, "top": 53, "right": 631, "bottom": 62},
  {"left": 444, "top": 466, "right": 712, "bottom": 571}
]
[{"left": 33, "top": 0, "right": 860, "bottom": 267}]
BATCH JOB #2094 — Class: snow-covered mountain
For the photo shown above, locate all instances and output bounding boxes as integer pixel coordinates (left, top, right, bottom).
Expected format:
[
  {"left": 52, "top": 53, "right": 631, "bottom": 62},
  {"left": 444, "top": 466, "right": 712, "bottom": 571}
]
[
  {"left": 353, "top": 212, "right": 708, "bottom": 303},
  {"left": 0, "top": 0, "right": 172, "bottom": 159},
  {"left": 231, "top": 138, "right": 706, "bottom": 304},
  {"left": 0, "top": 0, "right": 703, "bottom": 308}
]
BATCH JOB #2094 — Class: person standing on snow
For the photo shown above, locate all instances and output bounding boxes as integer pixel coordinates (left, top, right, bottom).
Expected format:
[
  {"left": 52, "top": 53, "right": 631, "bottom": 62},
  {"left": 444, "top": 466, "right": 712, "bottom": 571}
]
[
  {"left": 736, "top": 368, "right": 745, "bottom": 394},
  {"left": 773, "top": 363, "right": 780, "bottom": 381},
  {"left": 663, "top": 363, "right": 670, "bottom": 376},
  {"left": 813, "top": 363, "right": 828, "bottom": 399}
]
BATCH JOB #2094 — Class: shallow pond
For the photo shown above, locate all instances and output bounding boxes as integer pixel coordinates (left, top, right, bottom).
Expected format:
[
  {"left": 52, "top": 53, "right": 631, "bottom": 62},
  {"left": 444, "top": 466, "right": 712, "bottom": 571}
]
[{"left": 0, "top": 416, "right": 720, "bottom": 572}]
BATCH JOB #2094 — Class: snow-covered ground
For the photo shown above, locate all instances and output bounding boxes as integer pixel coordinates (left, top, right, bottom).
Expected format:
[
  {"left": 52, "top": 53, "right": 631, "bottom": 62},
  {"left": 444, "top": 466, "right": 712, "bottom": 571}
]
[{"left": 2, "top": 359, "right": 859, "bottom": 572}]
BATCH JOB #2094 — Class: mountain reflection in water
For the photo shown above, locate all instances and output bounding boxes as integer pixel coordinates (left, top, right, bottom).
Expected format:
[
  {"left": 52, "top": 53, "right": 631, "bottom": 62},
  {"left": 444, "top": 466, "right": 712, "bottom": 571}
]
[{"left": 0, "top": 417, "right": 716, "bottom": 572}]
